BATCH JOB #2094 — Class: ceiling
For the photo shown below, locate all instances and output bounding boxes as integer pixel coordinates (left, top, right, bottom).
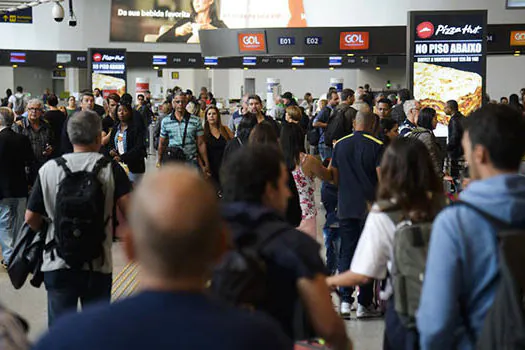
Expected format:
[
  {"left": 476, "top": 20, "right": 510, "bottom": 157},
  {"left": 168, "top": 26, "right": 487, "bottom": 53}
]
[{"left": 0, "top": 0, "right": 56, "bottom": 14}]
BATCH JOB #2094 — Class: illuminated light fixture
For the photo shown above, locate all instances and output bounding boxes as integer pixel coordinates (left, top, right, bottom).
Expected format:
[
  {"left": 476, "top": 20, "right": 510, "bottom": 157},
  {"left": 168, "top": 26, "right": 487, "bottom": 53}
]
[
  {"left": 329, "top": 67, "right": 335, "bottom": 70},
  {"left": 12, "top": 64, "right": 18, "bottom": 68},
  {"left": 206, "top": 67, "right": 211, "bottom": 70},
  {"left": 153, "top": 66, "right": 159, "bottom": 70},
  {"left": 243, "top": 67, "right": 249, "bottom": 70},
  {"left": 347, "top": 53, "right": 354, "bottom": 57},
  {"left": 57, "top": 65, "right": 63, "bottom": 69},
  {"left": 514, "top": 52, "right": 521, "bottom": 57},
  {"left": 292, "top": 67, "right": 297, "bottom": 71},
  {"left": 376, "top": 66, "right": 381, "bottom": 71}
]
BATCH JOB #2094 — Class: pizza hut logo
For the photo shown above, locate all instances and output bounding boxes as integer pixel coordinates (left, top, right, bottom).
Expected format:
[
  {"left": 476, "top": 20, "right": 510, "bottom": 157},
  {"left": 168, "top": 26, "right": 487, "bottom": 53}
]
[
  {"left": 93, "top": 53, "right": 102, "bottom": 62},
  {"left": 417, "top": 22, "right": 435, "bottom": 39}
]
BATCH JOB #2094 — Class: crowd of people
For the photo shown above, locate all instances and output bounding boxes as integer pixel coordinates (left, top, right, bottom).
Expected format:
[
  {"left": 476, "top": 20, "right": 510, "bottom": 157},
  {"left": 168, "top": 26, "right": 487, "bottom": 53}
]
[{"left": 1, "top": 83, "right": 525, "bottom": 350}]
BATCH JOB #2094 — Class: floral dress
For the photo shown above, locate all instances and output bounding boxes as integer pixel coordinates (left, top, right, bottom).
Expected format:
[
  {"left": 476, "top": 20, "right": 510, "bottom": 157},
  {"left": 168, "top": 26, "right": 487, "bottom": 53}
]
[{"left": 292, "top": 153, "right": 317, "bottom": 239}]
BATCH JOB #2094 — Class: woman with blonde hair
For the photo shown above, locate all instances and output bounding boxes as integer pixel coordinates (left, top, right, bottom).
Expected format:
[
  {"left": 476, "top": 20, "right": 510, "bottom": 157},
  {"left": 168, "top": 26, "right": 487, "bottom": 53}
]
[{"left": 204, "top": 105, "right": 233, "bottom": 188}]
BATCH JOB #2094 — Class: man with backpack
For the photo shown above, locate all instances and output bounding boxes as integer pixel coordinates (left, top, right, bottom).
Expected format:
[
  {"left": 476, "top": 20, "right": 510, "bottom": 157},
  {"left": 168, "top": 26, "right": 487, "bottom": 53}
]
[
  {"left": 313, "top": 90, "right": 340, "bottom": 161},
  {"left": 324, "top": 89, "right": 357, "bottom": 148},
  {"left": 24, "top": 110, "right": 132, "bottom": 325},
  {"left": 8, "top": 87, "right": 26, "bottom": 113},
  {"left": 418, "top": 104, "right": 525, "bottom": 350},
  {"left": 220, "top": 145, "right": 352, "bottom": 350}
]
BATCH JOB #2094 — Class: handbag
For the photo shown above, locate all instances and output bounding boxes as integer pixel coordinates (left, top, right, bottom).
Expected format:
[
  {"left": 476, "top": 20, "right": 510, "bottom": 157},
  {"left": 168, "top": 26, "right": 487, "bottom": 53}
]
[{"left": 162, "top": 115, "right": 190, "bottom": 164}]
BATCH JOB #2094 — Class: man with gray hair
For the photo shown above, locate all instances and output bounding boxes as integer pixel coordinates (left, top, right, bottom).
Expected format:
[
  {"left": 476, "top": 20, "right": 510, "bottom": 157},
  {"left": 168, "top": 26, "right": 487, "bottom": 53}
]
[
  {"left": 14, "top": 99, "right": 54, "bottom": 180},
  {"left": 33, "top": 165, "right": 291, "bottom": 350},
  {"left": 25, "top": 110, "right": 132, "bottom": 325},
  {"left": 0, "top": 107, "right": 35, "bottom": 269},
  {"left": 329, "top": 111, "right": 384, "bottom": 318},
  {"left": 399, "top": 99, "right": 420, "bottom": 137}
]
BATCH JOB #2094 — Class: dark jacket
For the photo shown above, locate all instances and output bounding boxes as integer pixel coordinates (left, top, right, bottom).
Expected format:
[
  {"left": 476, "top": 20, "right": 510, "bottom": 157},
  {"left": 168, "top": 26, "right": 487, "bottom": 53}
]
[
  {"left": 391, "top": 103, "right": 406, "bottom": 125},
  {"left": 407, "top": 127, "right": 443, "bottom": 177},
  {"left": 108, "top": 122, "right": 146, "bottom": 174},
  {"left": 0, "top": 128, "right": 35, "bottom": 199},
  {"left": 447, "top": 113, "right": 465, "bottom": 159}
]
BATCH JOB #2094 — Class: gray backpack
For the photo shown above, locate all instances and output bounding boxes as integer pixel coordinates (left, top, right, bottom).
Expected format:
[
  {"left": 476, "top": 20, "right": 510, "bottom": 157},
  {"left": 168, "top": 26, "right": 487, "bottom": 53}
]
[{"left": 378, "top": 200, "right": 433, "bottom": 329}]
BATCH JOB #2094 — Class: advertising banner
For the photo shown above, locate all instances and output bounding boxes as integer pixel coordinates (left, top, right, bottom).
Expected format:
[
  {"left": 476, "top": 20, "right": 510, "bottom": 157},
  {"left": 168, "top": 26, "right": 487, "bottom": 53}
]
[
  {"left": 0, "top": 8, "right": 33, "bottom": 24},
  {"left": 408, "top": 10, "right": 487, "bottom": 126},
  {"left": 88, "top": 49, "right": 127, "bottom": 97}
]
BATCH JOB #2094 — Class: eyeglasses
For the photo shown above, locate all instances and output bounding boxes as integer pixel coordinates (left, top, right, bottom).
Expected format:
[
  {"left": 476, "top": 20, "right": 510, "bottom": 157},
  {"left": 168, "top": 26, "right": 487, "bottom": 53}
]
[
  {"left": 173, "top": 100, "right": 184, "bottom": 104},
  {"left": 27, "top": 108, "right": 42, "bottom": 112}
]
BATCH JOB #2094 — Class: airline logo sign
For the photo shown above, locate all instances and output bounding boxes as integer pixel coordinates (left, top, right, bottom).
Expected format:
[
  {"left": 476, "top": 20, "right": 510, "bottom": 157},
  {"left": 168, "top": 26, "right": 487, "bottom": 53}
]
[
  {"left": 511, "top": 31, "right": 525, "bottom": 46},
  {"left": 238, "top": 33, "right": 266, "bottom": 52},
  {"left": 339, "top": 32, "right": 369, "bottom": 50}
]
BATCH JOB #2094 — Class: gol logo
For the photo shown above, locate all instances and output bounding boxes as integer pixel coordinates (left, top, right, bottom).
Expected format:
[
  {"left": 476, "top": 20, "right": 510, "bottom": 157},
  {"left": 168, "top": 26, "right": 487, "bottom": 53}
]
[
  {"left": 339, "top": 32, "right": 369, "bottom": 50},
  {"left": 93, "top": 53, "right": 102, "bottom": 62},
  {"left": 238, "top": 33, "right": 266, "bottom": 52},
  {"left": 511, "top": 31, "right": 525, "bottom": 46},
  {"left": 417, "top": 22, "right": 435, "bottom": 39}
]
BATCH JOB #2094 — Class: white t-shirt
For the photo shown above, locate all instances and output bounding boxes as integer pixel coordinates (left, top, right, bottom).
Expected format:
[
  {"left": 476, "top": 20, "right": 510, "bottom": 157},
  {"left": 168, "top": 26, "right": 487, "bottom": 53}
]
[
  {"left": 95, "top": 96, "right": 104, "bottom": 107},
  {"left": 350, "top": 203, "right": 396, "bottom": 280},
  {"left": 7, "top": 95, "right": 16, "bottom": 108}
]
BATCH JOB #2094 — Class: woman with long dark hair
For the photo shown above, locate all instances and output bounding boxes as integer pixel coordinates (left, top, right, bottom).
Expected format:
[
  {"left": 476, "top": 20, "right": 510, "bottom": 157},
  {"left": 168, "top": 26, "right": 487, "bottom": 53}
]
[
  {"left": 204, "top": 105, "right": 233, "bottom": 187},
  {"left": 509, "top": 94, "right": 524, "bottom": 115},
  {"left": 247, "top": 122, "right": 302, "bottom": 228},
  {"left": 406, "top": 107, "right": 443, "bottom": 177},
  {"left": 156, "top": 0, "right": 227, "bottom": 43},
  {"left": 280, "top": 123, "right": 331, "bottom": 238},
  {"left": 327, "top": 137, "right": 445, "bottom": 350},
  {"left": 108, "top": 103, "right": 146, "bottom": 183}
]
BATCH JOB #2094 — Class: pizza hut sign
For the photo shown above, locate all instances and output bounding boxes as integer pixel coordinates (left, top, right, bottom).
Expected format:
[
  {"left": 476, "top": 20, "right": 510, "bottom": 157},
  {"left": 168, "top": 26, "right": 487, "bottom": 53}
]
[
  {"left": 93, "top": 53, "right": 125, "bottom": 62},
  {"left": 417, "top": 22, "right": 482, "bottom": 39}
]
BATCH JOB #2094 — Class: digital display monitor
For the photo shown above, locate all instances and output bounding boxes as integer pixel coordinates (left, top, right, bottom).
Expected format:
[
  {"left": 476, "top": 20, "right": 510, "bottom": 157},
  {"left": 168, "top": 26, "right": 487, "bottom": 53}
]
[
  {"left": 507, "top": 0, "right": 525, "bottom": 8},
  {"left": 329, "top": 56, "right": 342, "bottom": 66},
  {"left": 10, "top": 52, "right": 26, "bottom": 63},
  {"left": 243, "top": 57, "right": 257, "bottom": 66},
  {"left": 204, "top": 56, "right": 219, "bottom": 65},
  {"left": 291, "top": 56, "right": 305, "bottom": 66},
  {"left": 153, "top": 55, "right": 167, "bottom": 65}
]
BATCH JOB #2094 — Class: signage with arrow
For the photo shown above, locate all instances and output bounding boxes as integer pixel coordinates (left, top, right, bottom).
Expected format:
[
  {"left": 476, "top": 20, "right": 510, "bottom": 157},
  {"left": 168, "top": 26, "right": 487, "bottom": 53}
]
[{"left": 0, "top": 8, "right": 33, "bottom": 24}]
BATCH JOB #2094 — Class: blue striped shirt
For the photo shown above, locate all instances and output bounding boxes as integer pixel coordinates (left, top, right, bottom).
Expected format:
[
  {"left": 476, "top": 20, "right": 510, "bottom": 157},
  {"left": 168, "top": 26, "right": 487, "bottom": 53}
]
[{"left": 160, "top": 113, "right": 203, "bottom": 160}]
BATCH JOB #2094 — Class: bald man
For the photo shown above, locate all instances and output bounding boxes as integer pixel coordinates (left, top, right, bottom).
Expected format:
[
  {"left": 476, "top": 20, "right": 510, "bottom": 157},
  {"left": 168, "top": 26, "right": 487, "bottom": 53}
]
[
  {"left": 329, "top": 111, "right": 385, "bottom": 318},
  {"left": 33, "top": 165, "right": 291, "bottom": 350}
]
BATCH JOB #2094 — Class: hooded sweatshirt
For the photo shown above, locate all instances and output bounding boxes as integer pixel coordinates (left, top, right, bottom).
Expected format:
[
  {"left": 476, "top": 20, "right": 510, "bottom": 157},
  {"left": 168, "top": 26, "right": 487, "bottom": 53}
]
[{"left": 417, "top": 174, "right": 525, "bottom": 350}]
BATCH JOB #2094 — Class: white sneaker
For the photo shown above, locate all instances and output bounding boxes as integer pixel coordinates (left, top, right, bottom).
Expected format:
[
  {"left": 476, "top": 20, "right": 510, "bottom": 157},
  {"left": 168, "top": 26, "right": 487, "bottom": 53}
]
[
  {"left": 356, "top": 304, "right": 382, "bottom": 319},
  {"left": 340, "top": 302, "right": 351, "bottom": 316}
]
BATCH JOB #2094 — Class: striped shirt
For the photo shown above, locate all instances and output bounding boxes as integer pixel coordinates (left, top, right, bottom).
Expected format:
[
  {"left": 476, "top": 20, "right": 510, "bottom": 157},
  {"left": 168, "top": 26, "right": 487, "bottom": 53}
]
[{"left": 160, "top": 113, "right": 203, "bottom": 160}]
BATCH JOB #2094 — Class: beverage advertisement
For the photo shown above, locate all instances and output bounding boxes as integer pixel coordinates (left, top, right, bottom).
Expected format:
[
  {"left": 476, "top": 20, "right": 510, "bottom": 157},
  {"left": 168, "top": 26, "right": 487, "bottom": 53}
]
[
  {"left": 88, "top": 49, "right": 127, "bottom": 97},
  {"left": 409, "top": 11, "right": 487, "bottom": 125}
]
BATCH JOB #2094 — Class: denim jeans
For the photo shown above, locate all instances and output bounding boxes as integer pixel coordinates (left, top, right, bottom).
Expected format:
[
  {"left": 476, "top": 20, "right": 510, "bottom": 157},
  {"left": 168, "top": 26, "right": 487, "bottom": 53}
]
[
  {"left": 383, "top": 298, "right": 419, "bottom": 350},
  {"left": 44, "top": 269, "right": 112, "bottom": 326},
  {"left": 0, "top": 197, "right": 27, "bottom": 264},
  {"left": 318, "top": 143, "right": 333, "bottom": 162},
  {"left": 323, "top": 225, "right": 340, "bottom": 275},
  {"left": 338, "top": 218, "right": 374, "bottom": 306}
]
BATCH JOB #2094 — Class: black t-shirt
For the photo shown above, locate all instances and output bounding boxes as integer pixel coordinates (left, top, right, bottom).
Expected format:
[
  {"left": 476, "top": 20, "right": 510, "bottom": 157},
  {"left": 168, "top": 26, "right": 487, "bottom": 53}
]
[
  {"left": 332, "top": 131, "right": 384, "bottom": 220},
  {"left": 33, "top": 292, "right": 292, "bottom": 350},
  {"left": 43, "top": 110, "right": 66, "bottom": 151},
  {"left": 102, "top": 115, "right": 116, "bottom": 135},
  {"left": 27, "top": 160, "right": 132, "bottom": 217}
]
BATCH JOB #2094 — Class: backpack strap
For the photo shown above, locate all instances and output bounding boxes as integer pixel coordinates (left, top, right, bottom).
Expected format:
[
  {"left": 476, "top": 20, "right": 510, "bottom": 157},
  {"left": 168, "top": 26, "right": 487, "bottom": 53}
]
[
  {"left": 54, "top": 157, "right": 73, "bottom": 177},
  {"left": 376, "top": 200, "right": 405, "bottom": 226},
  {"left": 252, "top": 219, "right": 293, "bottom": 252},
  {"left": 92, "top": 157, "right": 111, "bottom": 176}
]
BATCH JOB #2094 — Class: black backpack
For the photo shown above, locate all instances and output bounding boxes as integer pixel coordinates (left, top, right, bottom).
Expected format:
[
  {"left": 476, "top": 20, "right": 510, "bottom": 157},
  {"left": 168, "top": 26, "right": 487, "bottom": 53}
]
[
  {"left": 209, "top": 219, "right": 290, "bottom": 309},
  {"left": 47, "top": 157, "right": 110, "bottom": 269},
  {"left": 307, "top": 116, "right": 320, "bottom": 146},
  {"left": 324, "top": 106, "right": 354, "bottom": 147},
  {"left": 458, "top": 201, "right": 525, "bottom": 350}
]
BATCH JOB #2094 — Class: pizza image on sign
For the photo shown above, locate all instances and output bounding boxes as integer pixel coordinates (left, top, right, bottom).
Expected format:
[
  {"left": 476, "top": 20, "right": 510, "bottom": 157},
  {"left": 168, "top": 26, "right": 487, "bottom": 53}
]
[{"left": 413, "top": 62, "right": 482, "bottom": 124}]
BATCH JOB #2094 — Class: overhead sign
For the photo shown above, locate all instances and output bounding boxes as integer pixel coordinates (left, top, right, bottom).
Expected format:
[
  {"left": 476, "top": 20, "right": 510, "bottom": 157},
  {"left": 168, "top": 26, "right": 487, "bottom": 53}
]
[
  {"left": 0, "top": 8, "right": 33, "bottom": 24},
  {"left": 278, "top": 37, "right": 295, "bottom": 46},
  {"left": 88, "top": 48, "right": 127, "bottom": 97},
  {"left": 238, "top": 32, "right": 267, "bottom": 53},
  {"left": 10, "top": 52, "right": 26, "bottom": 63},
  {"left": 510, "top": 31, "right": 525, "bottom": 46},
  {"left": 152, "top": 55, "right": 167, "bottom": 65},
  {"left": 339, "top": 32, "right": 369, "bottom": 50},
  {"left": 305, "top": 36, "right": 322, "bottom": 46},
  {"left": 409, "top": 11, "right": 487, "bottom": 127}
]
